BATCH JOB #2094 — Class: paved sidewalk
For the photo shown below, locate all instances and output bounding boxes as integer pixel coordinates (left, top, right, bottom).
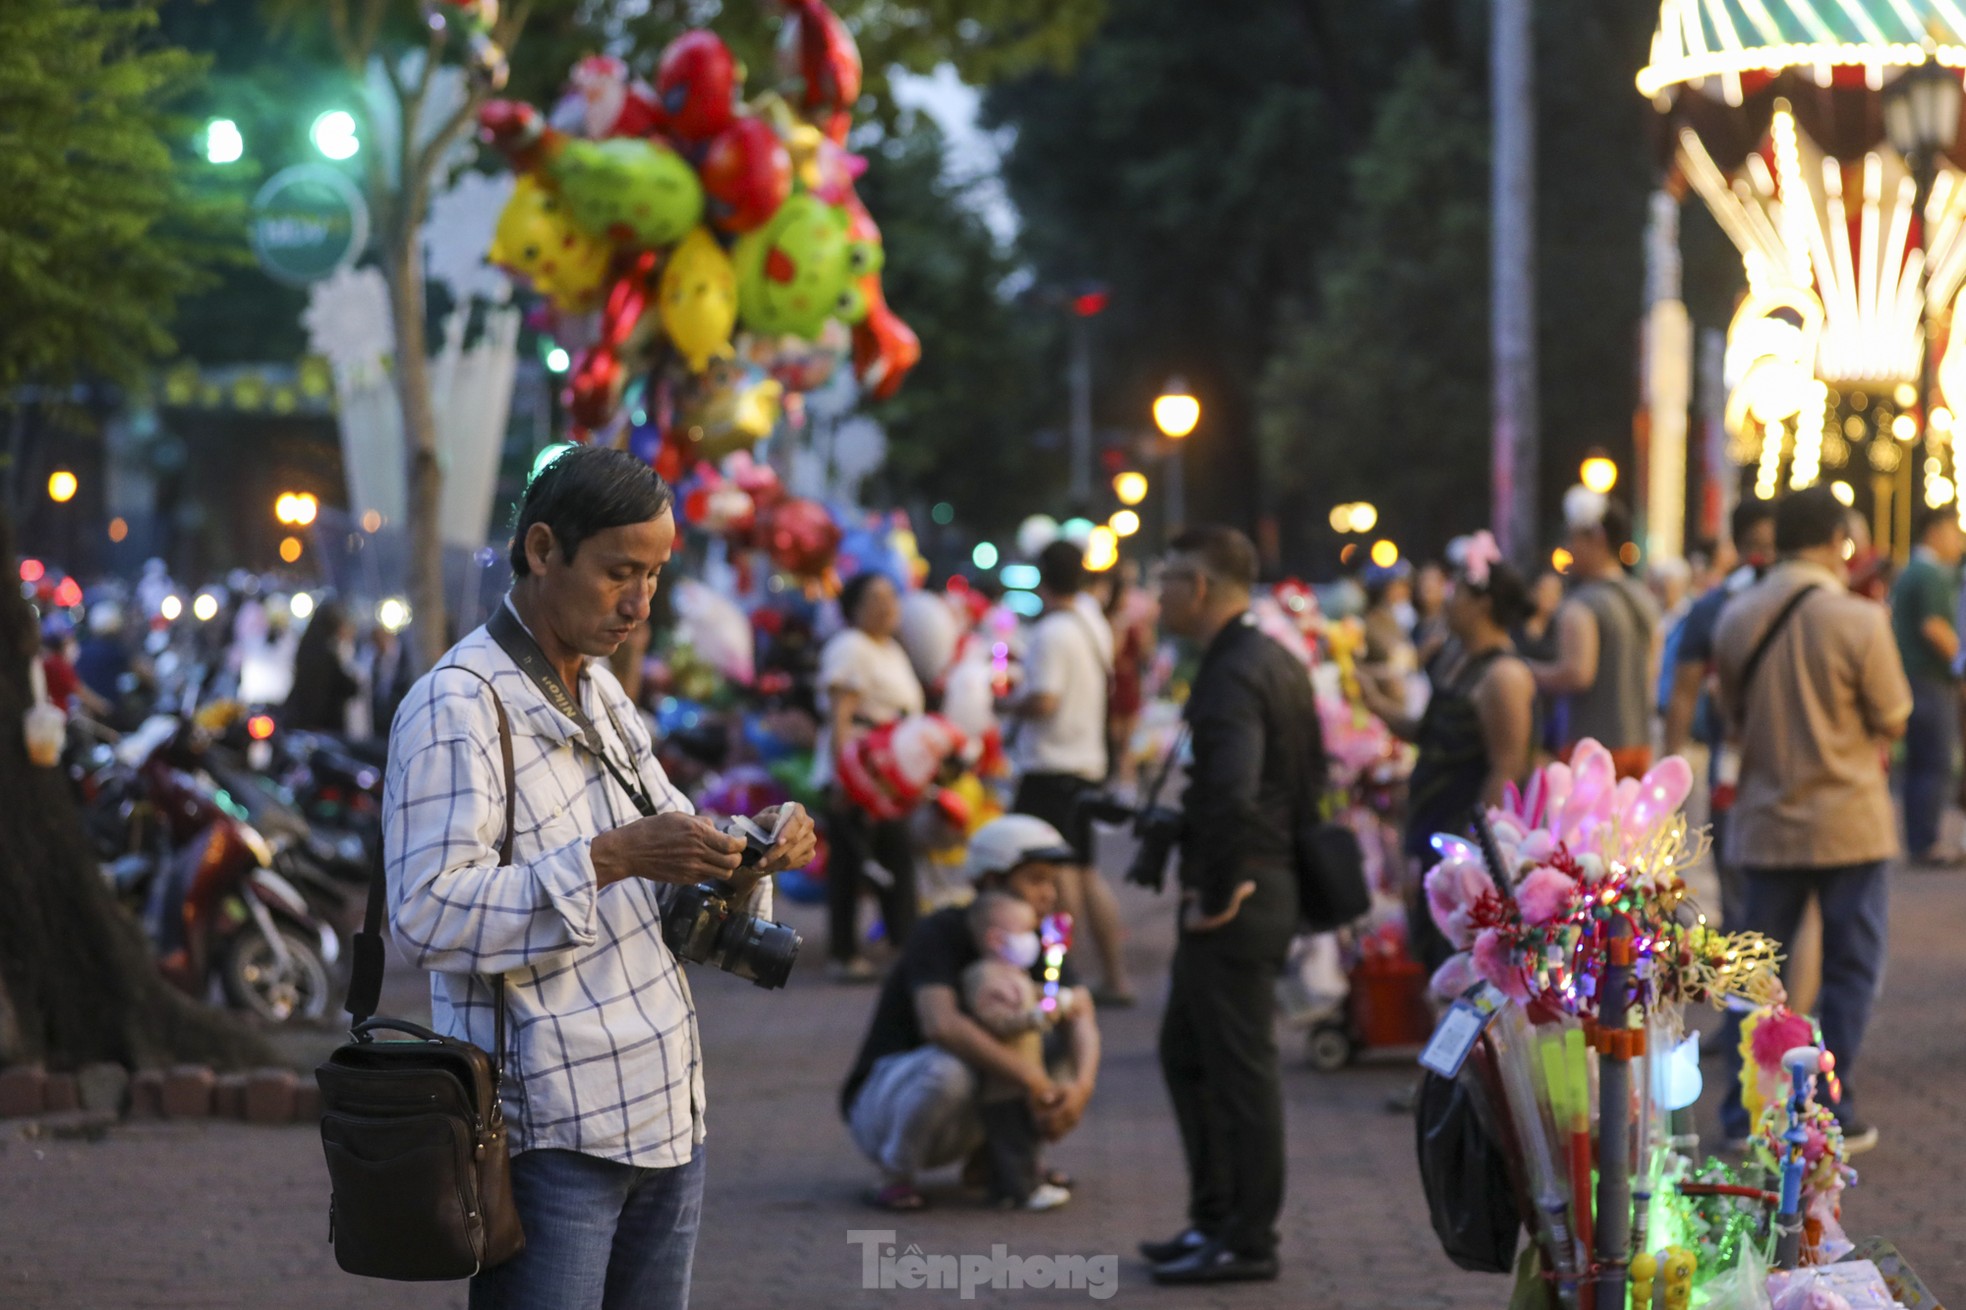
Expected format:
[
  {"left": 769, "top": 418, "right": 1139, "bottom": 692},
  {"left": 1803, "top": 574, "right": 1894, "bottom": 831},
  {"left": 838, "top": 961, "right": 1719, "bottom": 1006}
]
[{"left": 2, "top": 861, "right": 1962, "bottom": 1307}]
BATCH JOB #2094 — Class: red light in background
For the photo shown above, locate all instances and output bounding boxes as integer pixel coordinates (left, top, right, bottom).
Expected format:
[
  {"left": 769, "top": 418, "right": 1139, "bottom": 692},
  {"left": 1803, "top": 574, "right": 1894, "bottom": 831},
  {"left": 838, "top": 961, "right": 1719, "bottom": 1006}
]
[
  {"left": 53, "top": 577, "right": 83, "bottom": 608},
  {"left": 19, "top": 559, "right": 45, "bottom": 583},
  {"left": 1071, "top": 291, "right": 1108, "bottom": 317},
  {"left": 247, "top": 714, "right": 276, "bottom": 741}
]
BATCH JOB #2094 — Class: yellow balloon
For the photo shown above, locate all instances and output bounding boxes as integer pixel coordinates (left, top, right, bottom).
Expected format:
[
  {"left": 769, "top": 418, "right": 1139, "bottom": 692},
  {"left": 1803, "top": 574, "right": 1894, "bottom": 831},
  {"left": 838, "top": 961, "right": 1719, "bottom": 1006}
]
[
  {"left": 659, "top": 227, "right": 738, "bottom": 374},
  {"left": 488, "top": 176, "right": 611, "bottom": 313}
]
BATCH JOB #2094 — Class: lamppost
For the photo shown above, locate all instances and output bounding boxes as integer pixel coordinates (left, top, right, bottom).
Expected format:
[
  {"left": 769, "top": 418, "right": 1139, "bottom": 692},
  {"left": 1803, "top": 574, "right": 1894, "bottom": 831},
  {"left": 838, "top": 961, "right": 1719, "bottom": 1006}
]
[
  {"left": 1152, "top": 376, "right": 1198, "bottom": 540},
  {"left": 1884, "top": 60, "right": 1964, "bottom": 533}
]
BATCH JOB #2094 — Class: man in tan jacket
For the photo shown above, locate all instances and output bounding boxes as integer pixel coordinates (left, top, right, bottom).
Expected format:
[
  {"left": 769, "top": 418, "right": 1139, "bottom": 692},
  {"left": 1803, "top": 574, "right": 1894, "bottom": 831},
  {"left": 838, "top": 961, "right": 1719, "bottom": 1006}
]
[{"left": 1712, "top": 484, "right": 1910, "bottom": 1154}]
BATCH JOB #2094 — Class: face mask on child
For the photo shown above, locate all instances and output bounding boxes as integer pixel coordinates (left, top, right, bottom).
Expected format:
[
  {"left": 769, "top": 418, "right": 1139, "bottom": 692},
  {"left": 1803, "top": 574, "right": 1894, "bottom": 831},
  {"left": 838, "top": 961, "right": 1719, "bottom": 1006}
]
[{"left": 998, "top": 930, "right": 1042, "bottom": 970}]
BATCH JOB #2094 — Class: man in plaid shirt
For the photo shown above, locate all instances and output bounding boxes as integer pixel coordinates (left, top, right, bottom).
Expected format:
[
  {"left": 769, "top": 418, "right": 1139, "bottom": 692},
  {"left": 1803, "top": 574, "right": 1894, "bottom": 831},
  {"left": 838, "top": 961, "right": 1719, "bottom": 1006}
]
[{"left": 385, "top": 445, "right": 816, "bottom": 1310}]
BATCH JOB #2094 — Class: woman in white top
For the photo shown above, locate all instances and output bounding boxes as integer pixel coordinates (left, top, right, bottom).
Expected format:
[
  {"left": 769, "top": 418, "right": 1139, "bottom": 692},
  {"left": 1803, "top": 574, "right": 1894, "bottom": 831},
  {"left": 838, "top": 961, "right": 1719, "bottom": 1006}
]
[{"left": 819, "top": 572, "right": 927, "bottom": 981}]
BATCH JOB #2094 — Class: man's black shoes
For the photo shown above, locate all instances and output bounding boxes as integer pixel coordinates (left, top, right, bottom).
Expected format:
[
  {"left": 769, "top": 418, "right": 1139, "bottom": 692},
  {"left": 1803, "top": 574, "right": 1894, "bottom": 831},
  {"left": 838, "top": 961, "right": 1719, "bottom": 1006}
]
[
  {"left": 1148, "top": 1237, "right": 1279, "bottom": 1285},
  {"left": 1137, "top": 1228, "right": 1208, "bottom": 1265}
]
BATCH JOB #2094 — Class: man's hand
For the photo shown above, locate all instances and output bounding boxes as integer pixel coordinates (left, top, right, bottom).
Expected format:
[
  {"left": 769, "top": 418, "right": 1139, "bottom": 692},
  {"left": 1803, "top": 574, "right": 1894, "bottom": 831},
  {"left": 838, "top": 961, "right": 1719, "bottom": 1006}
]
[
  {"left": 752, "top": 804, "right": 818, "bottom": 875},
  {"left": 1035, "top": 1077, "right": 1091, "bottom": 1141},
  {"left": 591, "top": 812, "right": 743, "bottom": 889},
  {"left": 1180, "top": 880, "right": 1257, "bottom": 933}
]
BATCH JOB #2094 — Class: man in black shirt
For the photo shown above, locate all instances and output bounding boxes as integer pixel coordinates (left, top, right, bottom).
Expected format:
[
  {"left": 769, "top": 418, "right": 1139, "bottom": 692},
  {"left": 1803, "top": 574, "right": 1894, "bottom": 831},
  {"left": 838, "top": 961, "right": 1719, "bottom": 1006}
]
[
  {"left": 840, "top": 815, "right": 1103, "bottom": 1211},
  {"left": 1144, "top": 525, "right": 1319, "bottom": 1285}
]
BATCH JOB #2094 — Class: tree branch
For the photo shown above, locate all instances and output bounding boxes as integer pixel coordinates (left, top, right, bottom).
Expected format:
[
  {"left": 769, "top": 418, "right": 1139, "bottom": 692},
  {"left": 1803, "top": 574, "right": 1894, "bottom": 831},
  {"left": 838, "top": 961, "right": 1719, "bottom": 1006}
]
[{"left": 356, "top": 0, "right": 388, "bottom": 68}]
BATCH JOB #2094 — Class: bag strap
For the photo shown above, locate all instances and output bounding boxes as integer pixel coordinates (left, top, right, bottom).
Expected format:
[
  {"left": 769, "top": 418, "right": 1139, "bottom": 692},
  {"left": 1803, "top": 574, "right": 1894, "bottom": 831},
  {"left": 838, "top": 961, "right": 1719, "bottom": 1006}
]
[
  {"left": 1139, "top": 722, "right": 1190, "bottom": 813},
  {"left": 1731, "top": 585, "right": 1820, "bottom": 731},
  {"left": 347, "top": 665, "right": 515, "bottom": 1080},
  {"left": 487, "top": 602, "right": 657, "bottom": 818}
]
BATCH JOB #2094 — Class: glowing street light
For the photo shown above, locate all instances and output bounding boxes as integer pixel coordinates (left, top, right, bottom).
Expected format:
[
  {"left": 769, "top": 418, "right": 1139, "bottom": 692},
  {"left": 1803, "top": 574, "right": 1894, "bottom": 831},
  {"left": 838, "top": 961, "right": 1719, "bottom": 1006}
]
[
  {"left": 204, "top": 118, "right": 244, "bottom": 165},
  {"left": 159, "top": 594, "right": 183, "bottom": 621},
  {"left": 971, "top": 541, "right": 999, "bottom": 570},
  {"left": 1109, "top": 509, "right": 1141, "bottom": 538},
  {"left": 1348, "top": 502, "right": 1378, "bottom": 533},
  {"left": 310, "top": 110, "right": 360, "bottom": 161},
  {"left": 1113, "top": 471, "right": 1149, "bottom": 506},
  {"left": 1580, "top": 456, "right": 1619, "bottom": 495},
  {"left": 275, "top": 491, "right": 319, "bottom": 526},
  {"left": 47, "top": 470, "right": 77, "bottom": 503},
  {"left": 1369, "top": 539, "right": 1400, "bottom": 569},
  {"left": 290, "top": 592, "right": 316, "bottom": 620},
  {"left": 1152, "top": 377, "right": 1200, "bottom": 439},
  {"left": 192, "top": 592, "right": 220, "bottom": 622},
  {"left": 377, "top": 597, "right": 413, "bottom": 633},
  {"left": 279, "top": 536, "right": 304, "bottom": 563},
  {"left": 544, "top": 346, "right": 572, "bottom": 374},
  {"left": 1083, "top": 525, "right": 1120, "bottom": 572}
]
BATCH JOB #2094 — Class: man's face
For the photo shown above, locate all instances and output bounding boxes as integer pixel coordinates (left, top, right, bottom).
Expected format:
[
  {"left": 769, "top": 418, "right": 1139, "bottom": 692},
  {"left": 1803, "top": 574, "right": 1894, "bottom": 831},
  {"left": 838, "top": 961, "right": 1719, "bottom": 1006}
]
[
  {"left": 1740, "top": 518, "right": 1777, "bottom": 568},
  {"left": 1930, "top": 519, "right": 1966, "bottom": 566},
  {"left": 1157, "top": 554, "right": 1207, "bottom": 638},
  {"left": 1001, "top": 861, "right": 1063, "bottom": 919},
  {"left": 527, "top": 510, "right": 675, "bottom": 658}
]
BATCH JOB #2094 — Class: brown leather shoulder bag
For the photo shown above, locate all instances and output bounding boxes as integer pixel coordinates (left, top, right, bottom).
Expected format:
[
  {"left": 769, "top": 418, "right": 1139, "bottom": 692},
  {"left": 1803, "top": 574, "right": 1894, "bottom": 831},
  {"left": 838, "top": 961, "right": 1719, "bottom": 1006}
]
[{"left": 315, "top": 666, "right": 525, "bottom": 1280}]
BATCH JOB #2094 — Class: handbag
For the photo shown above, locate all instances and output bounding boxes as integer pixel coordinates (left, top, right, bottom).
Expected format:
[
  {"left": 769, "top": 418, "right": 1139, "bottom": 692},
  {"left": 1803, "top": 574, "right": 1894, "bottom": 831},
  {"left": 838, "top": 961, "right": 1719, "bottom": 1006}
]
[
  {"left": 1414, "top": 1059, "right": 1521, "bottom": 1273},
  {"left": 315, "top": 667, "right": 525, "bottom": 1280},
  {"left": 1294, "top": 814, "right": 1370, "bottom": 933}
]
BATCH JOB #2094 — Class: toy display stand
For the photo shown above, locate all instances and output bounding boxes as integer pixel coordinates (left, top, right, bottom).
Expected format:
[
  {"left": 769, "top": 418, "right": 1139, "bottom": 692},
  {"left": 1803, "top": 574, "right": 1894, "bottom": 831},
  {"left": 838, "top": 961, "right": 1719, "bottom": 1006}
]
[{"left": 1414, "top": 741, "right": 1943, "bottom": 1310}]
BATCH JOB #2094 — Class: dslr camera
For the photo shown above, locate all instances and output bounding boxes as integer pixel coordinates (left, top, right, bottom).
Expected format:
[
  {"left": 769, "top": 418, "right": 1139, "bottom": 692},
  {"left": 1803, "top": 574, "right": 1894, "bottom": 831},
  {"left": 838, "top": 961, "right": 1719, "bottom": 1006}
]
[
  {"left": 1078, "top": 793, "right": 1184, "bottom": 892},
  {"left": 660, "top": 815, "right": 802, "bottom": 989}
]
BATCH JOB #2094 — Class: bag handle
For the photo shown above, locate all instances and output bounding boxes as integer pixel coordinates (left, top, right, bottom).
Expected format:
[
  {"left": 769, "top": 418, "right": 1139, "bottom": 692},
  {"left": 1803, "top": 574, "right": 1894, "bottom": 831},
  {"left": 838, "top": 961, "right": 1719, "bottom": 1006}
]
[
  {"left": 347, "top": 666, "right": 515, "bottom": 1078},
  {"left": 350, "top": 1016, "right": 452, "bottom": 1045}
]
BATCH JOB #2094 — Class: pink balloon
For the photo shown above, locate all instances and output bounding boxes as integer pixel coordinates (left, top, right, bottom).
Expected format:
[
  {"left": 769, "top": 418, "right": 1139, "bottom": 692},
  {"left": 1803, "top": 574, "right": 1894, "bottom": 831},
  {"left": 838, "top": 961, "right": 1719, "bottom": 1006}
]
[
  {"left": 1626, "top": 755, "right": 1693, "bottom": 833},
  {"left": 1539, "top": 762, "right": 1574, "bottom": 836}
]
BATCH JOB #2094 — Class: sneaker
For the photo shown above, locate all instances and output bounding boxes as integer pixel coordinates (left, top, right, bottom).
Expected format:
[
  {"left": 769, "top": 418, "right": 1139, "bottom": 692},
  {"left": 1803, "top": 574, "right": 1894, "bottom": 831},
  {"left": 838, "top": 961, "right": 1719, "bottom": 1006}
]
[
  {"left": 827, "top": 956, "right": 880, "bottom": 984},
  {"left": 1002, "top": 1183, "right": 1071, "bottom": 1212},
  {"left": 1837, "top": 1117, "right": 1879, "bottom": 1156}
]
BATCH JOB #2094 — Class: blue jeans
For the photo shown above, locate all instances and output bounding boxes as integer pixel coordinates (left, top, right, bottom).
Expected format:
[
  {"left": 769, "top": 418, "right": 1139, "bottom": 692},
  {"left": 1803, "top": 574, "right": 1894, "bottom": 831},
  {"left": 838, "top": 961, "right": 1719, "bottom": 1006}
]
[
  {"left": 1902, "top": 675, "right": 1958, "bottom": 854},
  {"left": 1719, "top": 864, "right": 1889, "bottom": 1138},
  {"left": 469, "top": 1146, "right": 704, "bottom": 1310}
]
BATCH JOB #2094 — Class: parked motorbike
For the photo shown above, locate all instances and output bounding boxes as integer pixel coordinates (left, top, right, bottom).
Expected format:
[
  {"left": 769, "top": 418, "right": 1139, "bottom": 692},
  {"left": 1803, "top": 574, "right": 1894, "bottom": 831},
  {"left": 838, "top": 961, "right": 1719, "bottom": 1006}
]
[{"left": 67, "top": 715, "right": 340, "bottom": 1023}]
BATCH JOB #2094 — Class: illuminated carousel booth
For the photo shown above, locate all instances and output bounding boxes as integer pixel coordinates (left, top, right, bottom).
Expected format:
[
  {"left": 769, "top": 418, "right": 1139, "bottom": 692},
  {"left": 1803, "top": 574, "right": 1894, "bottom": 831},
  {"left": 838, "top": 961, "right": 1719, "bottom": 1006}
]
[{"left": 1640, "top": 2, "right": 1966, "bottom": 555}]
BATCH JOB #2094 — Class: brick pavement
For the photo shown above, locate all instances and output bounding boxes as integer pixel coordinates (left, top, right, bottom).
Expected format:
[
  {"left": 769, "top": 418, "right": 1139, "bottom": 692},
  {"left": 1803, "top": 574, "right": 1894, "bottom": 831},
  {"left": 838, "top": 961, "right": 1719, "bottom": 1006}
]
[{"left": 2, "top": 864, "right": 1962, "bottom": 1308}]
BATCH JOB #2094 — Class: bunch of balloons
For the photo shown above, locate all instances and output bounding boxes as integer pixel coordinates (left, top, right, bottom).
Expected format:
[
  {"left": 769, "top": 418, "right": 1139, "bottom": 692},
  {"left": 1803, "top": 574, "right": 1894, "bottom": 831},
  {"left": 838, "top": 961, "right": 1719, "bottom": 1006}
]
[{"left": 478, "top": 0, "right": 920, "bottom": 472}]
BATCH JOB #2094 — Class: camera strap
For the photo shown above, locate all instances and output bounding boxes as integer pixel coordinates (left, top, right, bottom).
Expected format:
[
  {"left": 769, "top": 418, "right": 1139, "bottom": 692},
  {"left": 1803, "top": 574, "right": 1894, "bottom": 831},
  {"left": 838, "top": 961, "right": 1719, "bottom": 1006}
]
[
  {"left": 488, "top": 602, "right": 658, "bottom": 819},
  {"left": 1138, "top": 722, "right": 1190, "bottom": 815}
]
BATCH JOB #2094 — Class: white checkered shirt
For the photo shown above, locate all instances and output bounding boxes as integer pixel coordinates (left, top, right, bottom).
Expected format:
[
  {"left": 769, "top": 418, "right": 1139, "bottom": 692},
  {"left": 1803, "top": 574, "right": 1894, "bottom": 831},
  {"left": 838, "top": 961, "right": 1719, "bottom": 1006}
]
[{"left": 384, "top": 609, "right": 766, "bottom": 1167}]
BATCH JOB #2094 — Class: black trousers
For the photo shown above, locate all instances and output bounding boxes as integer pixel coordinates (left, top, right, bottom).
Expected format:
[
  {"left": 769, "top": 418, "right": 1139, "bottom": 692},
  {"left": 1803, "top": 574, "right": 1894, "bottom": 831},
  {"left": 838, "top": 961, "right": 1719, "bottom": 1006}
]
[
  {"left": 826, "top": 802, "right": 919, "bottom": 962},
  {"left": 1157, "top": 892, "right": 1293, "bottom": 1258}
]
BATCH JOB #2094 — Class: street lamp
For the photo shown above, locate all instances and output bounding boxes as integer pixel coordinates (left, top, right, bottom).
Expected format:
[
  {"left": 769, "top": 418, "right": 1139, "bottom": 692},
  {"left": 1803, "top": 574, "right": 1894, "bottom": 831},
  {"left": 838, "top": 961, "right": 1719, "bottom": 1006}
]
[
  {"left": 1580, "top": 455, "right": 1619, "bottom": 495},
  {"left": 310, "top": 110, "right": 360, "bottom": 161},
  {"left": 275, "top": 491, "right": 319, "bottom": 526},
  {"left": 1885, "top": 61, "right": 1964, "bottom": 528},
  {"left": 1152, "top": 377, "right": 1198, "bottom": 538},
  {"left": 203, "top": 118, "right": 244, "bottom": 165},
  {"left": 46, "top": 470, "right": 77, "bottom": 504},
  {"left": 1113, "top": 471, "right": 1149, "bottom": 506}
]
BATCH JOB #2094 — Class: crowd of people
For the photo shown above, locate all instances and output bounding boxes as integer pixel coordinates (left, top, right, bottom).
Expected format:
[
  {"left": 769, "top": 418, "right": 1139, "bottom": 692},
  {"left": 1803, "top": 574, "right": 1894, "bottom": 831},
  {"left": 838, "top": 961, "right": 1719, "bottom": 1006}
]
[{"left": 24, "top": 448, "right": 1959, "bottom": 1301}]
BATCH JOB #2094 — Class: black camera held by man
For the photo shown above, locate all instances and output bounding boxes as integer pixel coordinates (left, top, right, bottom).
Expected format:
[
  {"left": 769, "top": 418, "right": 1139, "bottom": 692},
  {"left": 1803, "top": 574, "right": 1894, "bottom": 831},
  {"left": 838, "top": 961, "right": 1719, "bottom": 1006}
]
[
  {"left": 660, "top": 814, "right": 802, "bottom": 989},
  {"left": 1078, "top": 792, "right": 1184, "bottom": 892}
]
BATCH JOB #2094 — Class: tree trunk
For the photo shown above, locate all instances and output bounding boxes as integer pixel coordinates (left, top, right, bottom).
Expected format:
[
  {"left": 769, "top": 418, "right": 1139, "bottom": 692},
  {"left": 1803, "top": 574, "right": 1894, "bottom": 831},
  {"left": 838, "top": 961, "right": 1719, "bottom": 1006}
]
[
  {"left": 388, "top": 211, "right": 450, "bottom": 670},
  {"left": 0, "top": 510, "right": 271, "bottom": 1072}
]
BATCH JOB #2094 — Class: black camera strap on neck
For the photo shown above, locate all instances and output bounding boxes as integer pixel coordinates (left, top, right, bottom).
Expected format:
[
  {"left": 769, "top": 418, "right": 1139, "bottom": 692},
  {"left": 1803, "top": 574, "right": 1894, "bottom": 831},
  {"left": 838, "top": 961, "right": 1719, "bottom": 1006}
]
[
  {"left": 488, "top": 602, "right": 657, "bottom": 819},
  {"left": 1138, "top": 722, "right": 1189, "bottom": 817}
]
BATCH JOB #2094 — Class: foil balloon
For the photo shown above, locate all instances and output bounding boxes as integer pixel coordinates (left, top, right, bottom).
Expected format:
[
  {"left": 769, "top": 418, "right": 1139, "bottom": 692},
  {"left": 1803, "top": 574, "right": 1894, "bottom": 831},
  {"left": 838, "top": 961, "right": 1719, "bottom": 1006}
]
[
  {"left": 658, "top": 227, "right": 738, "bottom": 373},
  {"left": 655, "top": 30, "right": 738, "bottom": 143},
  {"left": 674, "top": 359, "right": 784, "bottom": 462},
  {"left": 674, "top": 578, "right": 755, "bottom": 685},
  {"left": 1625, "top": 755, "right": 1693, "bottom": 836},
  {"left": 560, "top": 55, "right": 661, "bottom": 139},
  {"left": 700, "top": 116, "right": 794, "bottom": 235},
  {"left": 732, "top": 194, "right": 871, "bottom": 338},
  {"left": 850, "top": 289, "right": 918, "bottom": 401},
  {"left": 486, "top": 176, "right": 612, "bottom": 311},
  {"left": 776, "top": 0, "right": 861, "bottom": 145},
  {"left": 549, "top": 137, "right": 704, "bottom": 249},
  {"left": 760, "top": 496, "right": 841, "bottom": 580},
  {"left": 565, "top": 344, "right": 623, "bottom": 432}
]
